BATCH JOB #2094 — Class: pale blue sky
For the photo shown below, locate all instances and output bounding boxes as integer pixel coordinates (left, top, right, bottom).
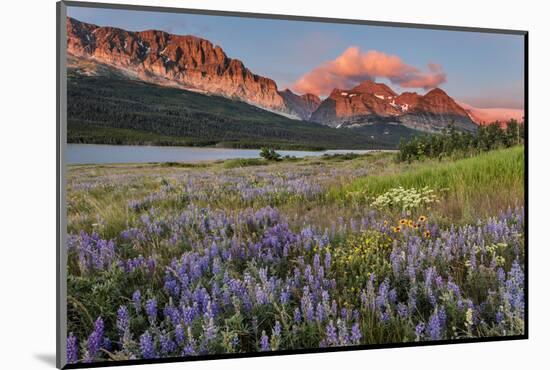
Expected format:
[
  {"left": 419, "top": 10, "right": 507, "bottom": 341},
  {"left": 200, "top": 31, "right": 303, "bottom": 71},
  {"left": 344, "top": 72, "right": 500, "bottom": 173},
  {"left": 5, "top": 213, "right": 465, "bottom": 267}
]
[{"left": 68, "top": 6, "right": 525, "bottom": 109}]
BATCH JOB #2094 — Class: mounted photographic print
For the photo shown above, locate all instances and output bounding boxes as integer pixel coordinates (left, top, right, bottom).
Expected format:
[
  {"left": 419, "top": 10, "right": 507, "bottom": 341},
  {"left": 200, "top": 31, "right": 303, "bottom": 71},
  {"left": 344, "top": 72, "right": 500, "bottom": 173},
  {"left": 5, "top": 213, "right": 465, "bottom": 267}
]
[{"left": 56, "top": 1, "right": 527, "bottom": 368}]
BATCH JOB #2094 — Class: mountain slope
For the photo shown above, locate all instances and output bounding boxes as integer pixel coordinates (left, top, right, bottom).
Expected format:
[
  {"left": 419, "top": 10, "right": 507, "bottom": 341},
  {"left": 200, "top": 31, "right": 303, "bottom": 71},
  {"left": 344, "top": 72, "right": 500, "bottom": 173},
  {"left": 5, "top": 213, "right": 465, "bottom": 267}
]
[
  {"left": 67, "top": 65, "right": 412, "bottom": 150},
  {"left": 398, "top": 88, "right": 478, "bottom": 132},
  {"left": 66, "top": 17, "right": 287, "bottom": 112},
  {"left": 310, "top": 81, "right": 477, "bottom": 132},
  {"left": 279, "top": 89, "right": 321, "bottom": 120}
]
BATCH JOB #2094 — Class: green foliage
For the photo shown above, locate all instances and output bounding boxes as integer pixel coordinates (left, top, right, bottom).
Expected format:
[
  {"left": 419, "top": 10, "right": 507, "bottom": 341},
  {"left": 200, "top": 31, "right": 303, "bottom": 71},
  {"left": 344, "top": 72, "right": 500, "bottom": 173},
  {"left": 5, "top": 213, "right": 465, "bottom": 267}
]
[
  {"left": 398, "top": 121, "right": 524, "bottom": 163},
  {"left": 259, "top": 147, "right": 282, "bottom": 161},
  {"left": 67, "top": 266, "right": 152, "bottom": 343},
  {"left": 223, "top": 158, "right": 268, "bottom": 169},
  {"left": 322, "top": 153, "right": 363, "bottom": 161}
]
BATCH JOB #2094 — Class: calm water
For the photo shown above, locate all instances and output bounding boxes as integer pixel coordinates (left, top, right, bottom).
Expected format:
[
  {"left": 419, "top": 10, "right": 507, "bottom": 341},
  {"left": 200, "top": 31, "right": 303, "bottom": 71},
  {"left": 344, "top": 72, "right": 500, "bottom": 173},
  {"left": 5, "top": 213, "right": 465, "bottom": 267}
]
[{"left": 67, "top": 144, "right": 380, "bottom": 165}]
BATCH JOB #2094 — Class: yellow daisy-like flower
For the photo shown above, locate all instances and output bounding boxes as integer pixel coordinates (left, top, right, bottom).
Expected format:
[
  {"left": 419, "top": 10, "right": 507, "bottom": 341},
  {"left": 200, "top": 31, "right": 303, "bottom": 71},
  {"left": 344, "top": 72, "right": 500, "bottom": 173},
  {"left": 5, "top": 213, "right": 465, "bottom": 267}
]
[
  {"left": 418, "top": 215, "right": 427, "bottom": 223},
  {"left": 393, "top": 226, "right": 401, "bottom": 233},
  {"left": 399, "top": 219, "right": 407, "bottom": 225},
  {"left": 408, "top": 220, "right": 415, "bottom": 227},
  {"left": 423, "top": 230, "right": 431, "bottom": 238}
]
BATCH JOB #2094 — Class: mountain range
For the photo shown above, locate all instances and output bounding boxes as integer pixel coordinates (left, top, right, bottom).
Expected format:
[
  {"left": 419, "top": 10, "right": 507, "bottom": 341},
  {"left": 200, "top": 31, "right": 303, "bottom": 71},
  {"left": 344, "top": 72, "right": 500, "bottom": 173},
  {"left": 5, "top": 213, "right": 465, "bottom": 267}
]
[{"left": 66, "top": 16, "right": 499, "bottom": 142}]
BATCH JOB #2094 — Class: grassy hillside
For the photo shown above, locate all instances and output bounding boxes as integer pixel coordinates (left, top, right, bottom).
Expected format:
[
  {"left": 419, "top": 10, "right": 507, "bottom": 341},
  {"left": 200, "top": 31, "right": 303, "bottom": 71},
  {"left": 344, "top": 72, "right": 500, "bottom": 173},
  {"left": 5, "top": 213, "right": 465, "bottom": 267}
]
[
  {"left": 67, "top": 70, "right": 422, "bottom": 150},
  {"left": 330, "top": 146, "right": 524, "bottom": 223}
]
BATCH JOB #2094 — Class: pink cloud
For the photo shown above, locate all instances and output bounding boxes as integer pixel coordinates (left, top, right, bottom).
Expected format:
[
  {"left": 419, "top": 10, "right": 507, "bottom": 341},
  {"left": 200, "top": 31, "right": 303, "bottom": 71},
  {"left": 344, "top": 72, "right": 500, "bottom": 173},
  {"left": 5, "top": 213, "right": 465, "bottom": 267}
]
[
  {"left": 292, "top": 47, "right": 446, "bottom": 96},
  {"left": 458, "top": 101, "right": 524, "bottom": 125}
]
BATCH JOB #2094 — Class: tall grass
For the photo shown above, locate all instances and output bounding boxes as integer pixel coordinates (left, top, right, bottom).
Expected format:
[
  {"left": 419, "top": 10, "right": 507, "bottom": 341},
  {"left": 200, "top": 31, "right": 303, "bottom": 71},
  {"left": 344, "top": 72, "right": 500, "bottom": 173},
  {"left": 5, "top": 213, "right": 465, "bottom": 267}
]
[{"left": 331, "top": 146, "right": 524, "bottom": 223}]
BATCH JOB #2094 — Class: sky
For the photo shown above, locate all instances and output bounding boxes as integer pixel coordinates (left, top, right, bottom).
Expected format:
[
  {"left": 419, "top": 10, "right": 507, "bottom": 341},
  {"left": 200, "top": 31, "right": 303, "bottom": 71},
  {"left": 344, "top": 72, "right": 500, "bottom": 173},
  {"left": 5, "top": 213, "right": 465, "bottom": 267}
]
[{"left": 68, "top": 6, "right": 525, "bottom": 110}]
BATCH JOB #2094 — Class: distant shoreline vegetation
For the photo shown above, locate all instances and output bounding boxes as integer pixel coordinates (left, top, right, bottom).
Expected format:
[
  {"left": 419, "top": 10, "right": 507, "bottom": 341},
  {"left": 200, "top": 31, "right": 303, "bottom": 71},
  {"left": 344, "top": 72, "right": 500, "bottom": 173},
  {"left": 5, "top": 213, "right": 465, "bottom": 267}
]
[
  {"left": 397, "top": 120, "right": 524, "bottom": 163},
  {"left": 67, "top": 120, "right": 524, "bottom": 154},
  {"left": 66, "top": 123, "right": 403, "bottom": 151},
  {"left": 67, "top": 127, "right": 328, "bottom": 152}
]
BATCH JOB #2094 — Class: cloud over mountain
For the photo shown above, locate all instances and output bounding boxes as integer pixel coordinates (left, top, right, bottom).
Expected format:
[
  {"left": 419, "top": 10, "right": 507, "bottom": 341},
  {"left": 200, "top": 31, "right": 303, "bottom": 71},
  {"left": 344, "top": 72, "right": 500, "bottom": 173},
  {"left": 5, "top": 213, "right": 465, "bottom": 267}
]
[
  {"left": 292, "top": 47, "right": 447, "bottom": 96},
  {"left": 457, "top": 101, "right": 524, "bottom": 125}
]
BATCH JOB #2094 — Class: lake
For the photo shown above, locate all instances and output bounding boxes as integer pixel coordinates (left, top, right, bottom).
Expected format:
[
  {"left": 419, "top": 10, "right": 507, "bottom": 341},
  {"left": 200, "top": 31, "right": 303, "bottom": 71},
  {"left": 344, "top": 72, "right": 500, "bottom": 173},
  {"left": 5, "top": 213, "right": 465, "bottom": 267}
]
[{"left": 67, "top": 144, "right": 383, "bottom": 165}]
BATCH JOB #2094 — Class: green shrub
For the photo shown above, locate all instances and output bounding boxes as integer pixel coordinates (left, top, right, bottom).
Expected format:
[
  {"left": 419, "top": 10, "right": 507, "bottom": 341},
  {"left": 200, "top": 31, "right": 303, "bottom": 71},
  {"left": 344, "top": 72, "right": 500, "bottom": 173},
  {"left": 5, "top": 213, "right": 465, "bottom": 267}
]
[
  {"left": 223, "top": 158, "right": 267, "bottom": 169},
  {"left": 259, "top": 147, "right": 282, "bottom": 161}
]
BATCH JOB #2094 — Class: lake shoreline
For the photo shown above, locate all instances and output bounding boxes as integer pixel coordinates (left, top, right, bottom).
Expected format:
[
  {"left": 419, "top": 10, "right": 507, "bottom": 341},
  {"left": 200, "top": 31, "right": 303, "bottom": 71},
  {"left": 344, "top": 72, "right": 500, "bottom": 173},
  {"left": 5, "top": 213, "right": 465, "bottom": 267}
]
[{"left": 67, "top": 143, "right": 397, "bottom": 165}]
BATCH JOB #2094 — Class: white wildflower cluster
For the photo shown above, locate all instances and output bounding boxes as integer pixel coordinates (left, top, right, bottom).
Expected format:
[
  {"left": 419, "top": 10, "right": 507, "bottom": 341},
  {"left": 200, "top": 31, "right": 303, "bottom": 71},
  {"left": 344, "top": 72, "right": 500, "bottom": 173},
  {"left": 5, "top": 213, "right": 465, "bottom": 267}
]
[{"left": 371, "top": 186, "right": 439, "bottom": 212}]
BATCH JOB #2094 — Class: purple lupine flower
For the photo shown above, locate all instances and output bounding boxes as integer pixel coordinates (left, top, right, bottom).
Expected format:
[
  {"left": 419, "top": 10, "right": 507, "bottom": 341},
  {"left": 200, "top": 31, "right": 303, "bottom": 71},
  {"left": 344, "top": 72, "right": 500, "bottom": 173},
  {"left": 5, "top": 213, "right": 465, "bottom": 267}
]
[
  {"left": 202, "top": 309, "right": 217, "bottom": 344},
  {"left": 351, "top": 323, "right": 361, "bottom": 344},
  {"left": 397, "top": 303, "right": 408, "bottom": 318},
  {"left": 183, "top": 343, "right": 196, "bottom": 356},
  {"left": 497, "top": 267, "right": 506, "bottom": 283},
  {"left": 325, "top": 320, "right": 338, "bottom": 346},
  {"left": 164, "top": 305, "right": 181, "bottom": 327},
  {"left": 145, "top": 298, "right": 157, "bottom": 323},
  {"left": 255, "top": 285, "right": 268, "bottom": 305},
  {"left": 73, "top": 231, "right": 115, "bottom": 272},
  {"left": 85, "top": 318, "right": 104, "bottom": 363},
  {"left": 260, "top": 331, "right": 270, "bottom": 351},
  {"left": 341, "top": 307, "right": 348, "bottom": 321},
  {"left": 331, "top": 300, "right": 338, "bottom": 318},
  {"left": 447, "top": 280, "right": 461, "bottom": 298},
  {"left": 183, "top": 327, "right": 196, "bottom": 356},
  {"left": 360, "top": 290, "right": 368, "bottom": 309},
  {"left": 415, "top": 323, "right": 425, "bottom": 340},
  {"left": 427, "top": 311, "right": 442, "bottom": 340},
  {"left": 375, "top": 280, "right": 389, "bottom": 310},
  {"left": 182, "top": 305, "right": 195, "bottom": 326},
  {"left": 324, "top": 250, "right": 332, "bottom": 270},
  {"left": 301, "top": 288, "right": 314, "bottom": 322},
  {"left": 102, "top": 337, "right": 112, "bottom": 351},
  {"left": 280, "top": 289, "right": 290, "bottom": 305},
  {"left": 175, "top": 324, "right": 185, "bottom": 345},
  {"left": 504, "top": 260, "right": 525, "bottom": 314},
  {"left": 438, "top": 308, "right": 447, "bottom": 329},
  {"left": 66, "top": 333, "right": 78, "bottom": 364},
  {"left": 139, "top": 331, "right": 157, "bottom": 359},
  {"left": 132, "top": 290, "right": 141, "bottom": 313},
  {"left": 337, "top": 319, "right": 349, "bottom": 345},
  {"left": 116, "top": 305, "right": 130, "bottom": 336},
  {"left": 146, "top": 257, "right": 156, "bottom": 275},
  {"left": 293, "top": 307, "right": 302, "bottom": 323},
  {"left": 160, "top": 334, "right": 176, "bottom": 355},
  {"left": 316, "top": 302, "right": 326, "bottom": 323},
  {"left": 270, "top": 321, "right": 282, "bottom": 351},
  {"left": 273, "top": 321, "right": 282, "bottom": 337},
  {"left": 388, "top": 289, "right": 397, "bottom": 303}
]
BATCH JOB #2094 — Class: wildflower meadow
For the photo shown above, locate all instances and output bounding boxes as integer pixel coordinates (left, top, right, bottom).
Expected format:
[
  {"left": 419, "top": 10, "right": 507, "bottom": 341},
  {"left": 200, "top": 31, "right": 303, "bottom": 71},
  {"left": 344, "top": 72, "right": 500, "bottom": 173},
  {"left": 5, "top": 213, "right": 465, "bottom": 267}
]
[{"left": 65, "top": 147, "right": 525, "bottom": 364}]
